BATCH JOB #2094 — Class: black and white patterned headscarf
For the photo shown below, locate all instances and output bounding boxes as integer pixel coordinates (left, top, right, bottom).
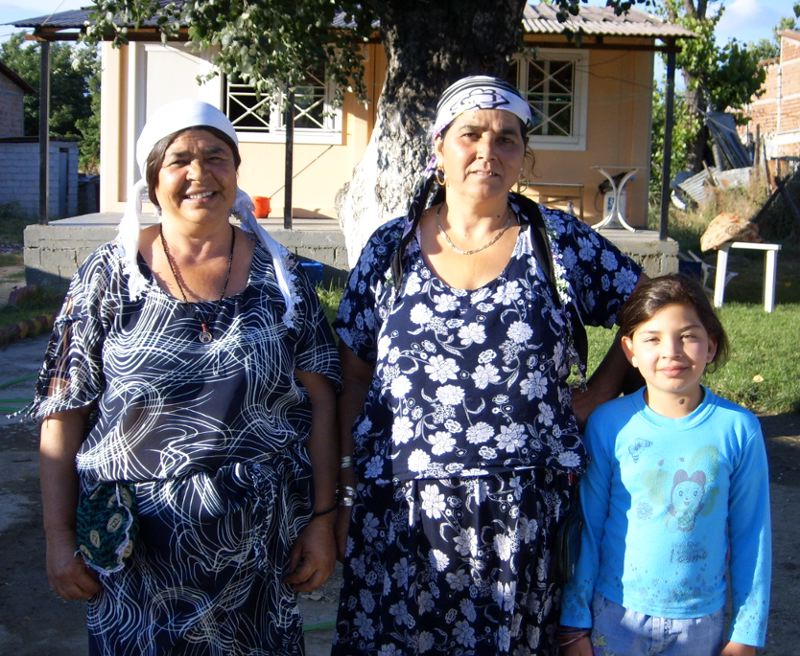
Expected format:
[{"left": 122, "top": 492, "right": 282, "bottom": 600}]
[{"left": 432, "top": 75, "right": 533, "bottom": 139}]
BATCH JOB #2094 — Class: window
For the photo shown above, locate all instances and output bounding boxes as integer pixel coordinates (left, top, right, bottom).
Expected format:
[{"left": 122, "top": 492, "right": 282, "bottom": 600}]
[
  {"left": 225, "top": 69, "right": 342, "bottom": 144},
  {"left": 510, "top": 49, "right": 588, "bottom": 150}
]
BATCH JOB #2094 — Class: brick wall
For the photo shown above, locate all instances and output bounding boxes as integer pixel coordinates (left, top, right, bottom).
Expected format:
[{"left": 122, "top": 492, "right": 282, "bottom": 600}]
[
  {"left": 0, "top": 75, "right": 25, "bottom": 138},
  {"left": 0, "top": 141, "right": 78, "bottom": 218},
  {"left": 740, "top": 34, "right": 800, "bottom": 151}
]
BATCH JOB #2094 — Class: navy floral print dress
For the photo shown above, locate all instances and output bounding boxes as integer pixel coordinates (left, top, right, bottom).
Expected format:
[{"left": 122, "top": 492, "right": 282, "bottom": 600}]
[
  {"left": 332, "top": 199, "right": 641, "bottom": 655},
  {"left": 30, "top": 238, "right": 341, "bottom": 656}
]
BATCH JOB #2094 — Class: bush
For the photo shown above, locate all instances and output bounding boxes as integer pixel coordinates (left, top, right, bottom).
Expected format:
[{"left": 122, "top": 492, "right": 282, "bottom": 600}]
[{"left": 0, "top": 202, "right": 37, "bottom": 247}]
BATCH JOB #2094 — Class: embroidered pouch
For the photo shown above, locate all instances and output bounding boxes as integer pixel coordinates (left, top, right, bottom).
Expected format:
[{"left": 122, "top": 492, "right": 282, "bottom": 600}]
[{"left": 76, "top": 482, "right": 138, "bottom": 575}]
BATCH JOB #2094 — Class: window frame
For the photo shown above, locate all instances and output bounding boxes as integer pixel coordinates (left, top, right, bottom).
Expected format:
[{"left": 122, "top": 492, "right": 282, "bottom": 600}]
[
  {"left": 511, "top": 48, "right": 589, "bottom": 151},
  {"left": 224, "top": 71, "right": 343, "bottom": 145}
]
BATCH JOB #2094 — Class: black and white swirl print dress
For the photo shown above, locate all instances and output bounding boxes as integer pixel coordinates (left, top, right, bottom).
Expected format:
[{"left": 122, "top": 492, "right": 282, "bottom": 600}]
[{"left": 31, "top": 238, "right": 341, "bottom": 655}]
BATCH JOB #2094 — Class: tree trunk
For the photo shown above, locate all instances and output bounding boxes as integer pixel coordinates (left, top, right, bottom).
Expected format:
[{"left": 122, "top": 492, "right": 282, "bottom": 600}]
[
  {"left": 337, "top": 0, "right": 526, "bottom": 266},
  {"left": 682, "top": 79, "right": 708, "bottom": 172}
]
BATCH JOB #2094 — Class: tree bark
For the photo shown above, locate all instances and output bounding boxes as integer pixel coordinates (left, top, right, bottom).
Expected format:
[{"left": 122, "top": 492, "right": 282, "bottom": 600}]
[{"left": 337, "top": 0, "right": 526, "bottom": 266}]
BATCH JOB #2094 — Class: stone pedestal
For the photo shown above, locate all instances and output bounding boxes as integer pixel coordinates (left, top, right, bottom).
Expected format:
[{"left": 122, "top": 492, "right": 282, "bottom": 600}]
[{"left": 594, "top": 228, "right": 679, "bottom": 278}]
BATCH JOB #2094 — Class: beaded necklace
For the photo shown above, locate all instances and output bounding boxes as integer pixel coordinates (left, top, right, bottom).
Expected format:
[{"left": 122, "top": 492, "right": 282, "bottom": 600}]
[{"left": 160, "top": 224, "right": 235, "bottom": 343}]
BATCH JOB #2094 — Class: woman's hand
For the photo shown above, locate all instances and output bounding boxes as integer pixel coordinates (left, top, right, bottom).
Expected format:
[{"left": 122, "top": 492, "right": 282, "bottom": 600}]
[
  {"left": 40, "top": 408, "right": 99, "bottom": 601},
  {"left": 284, "top": 514, "right": 337, "bottom": 592},
  {"left": 45, "top": 527, "right": 101, "bottom": 600},
  {"left": 720, "top": 642, "right": 756, "bottom": 656},
  {"left": 291, "top": 369, "right": 338, "bottom": 591}
]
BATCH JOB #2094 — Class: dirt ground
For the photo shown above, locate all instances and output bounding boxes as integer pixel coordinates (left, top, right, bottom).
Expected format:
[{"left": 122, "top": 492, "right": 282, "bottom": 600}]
[{"left": 1, "top": 413, "right": 798, "bottom": 655}]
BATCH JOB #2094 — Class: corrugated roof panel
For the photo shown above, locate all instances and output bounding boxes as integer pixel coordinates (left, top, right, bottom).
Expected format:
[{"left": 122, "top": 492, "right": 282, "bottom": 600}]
[{"left": 522, "top": 4, "right": 694, "bottom": 38}]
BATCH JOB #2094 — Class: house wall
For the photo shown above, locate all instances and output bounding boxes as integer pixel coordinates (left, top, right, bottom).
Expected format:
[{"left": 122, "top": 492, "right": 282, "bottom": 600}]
[
  {"left": 98, "top": 39, "right": 652, "bottom": 226},
  {"left": 0, "top": 140, "right": 79, "bottom": 218},
  {"left": 740, "top": 33, "right": 800, "bottom": 159},
  {"left": 0, "top": 74, "right": 26, "bottom": 138},
  {"left": 521, "top": 38, "right": 653, "bottom": 227},
  {"left": 99, "top": 41, "right": 385, "bottom": 219}
]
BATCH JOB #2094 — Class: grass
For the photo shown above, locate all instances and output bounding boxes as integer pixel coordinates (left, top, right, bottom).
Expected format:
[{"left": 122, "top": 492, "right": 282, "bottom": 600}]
[
  {"left": 0, "top": 286, "right": 65, "bottom": 331},
  {"left": 315, "top": 284, "right": 342, "bottom": 327},
  {"left": 0, "top": 202, "right": 39, "bottom": 247},
  {"left": 0, "top": 253, "right": 24, "bottom": 268},
  {"left": 0, "top": 203, "right": 66, "bottom": 332}
]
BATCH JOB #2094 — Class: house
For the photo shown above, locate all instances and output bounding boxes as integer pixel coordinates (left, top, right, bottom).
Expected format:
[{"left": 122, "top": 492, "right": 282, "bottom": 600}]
[
  {"left": 0, "top": 60, "right": 33, "bottom": 138},
  {"left": 15, "top": 4, "right": 692, "bottom": 225},
  {"left": 0, "top": 59, "right": 79, "bottom": 218},
  {"left": 739, "top": 30, "right": 800, "bottom": 168}
]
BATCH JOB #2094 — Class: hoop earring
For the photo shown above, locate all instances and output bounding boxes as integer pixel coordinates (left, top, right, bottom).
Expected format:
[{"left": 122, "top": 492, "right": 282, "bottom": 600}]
[
  {"left": 516, "top": 171, "right": 528, "bottom": 194},
  {"left": 434, "top": 168, "right": 446, "bottom": 186}
]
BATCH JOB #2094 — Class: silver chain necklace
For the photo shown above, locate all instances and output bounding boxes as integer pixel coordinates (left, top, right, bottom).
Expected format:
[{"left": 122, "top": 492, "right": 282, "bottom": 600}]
[
  {"left": 160, "top": 224, "right": 235, "bottom": 344},
  {"left": 436, "top": 203, "right": 514, "bottom": 256}
]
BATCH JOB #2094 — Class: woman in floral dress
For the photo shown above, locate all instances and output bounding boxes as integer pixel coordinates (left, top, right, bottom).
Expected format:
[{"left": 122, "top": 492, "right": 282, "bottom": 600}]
[{"left": 332, "top": 76, "right": 644, "bottom": 655}]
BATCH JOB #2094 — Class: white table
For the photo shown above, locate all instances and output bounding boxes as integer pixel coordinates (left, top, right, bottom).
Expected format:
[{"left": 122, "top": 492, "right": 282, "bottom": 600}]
[
  {"left": 591, "top": 165, "right": 639, "bottom": 232},
  {"left": 713, "top": 241, "right": 782, "bottom": 313}
]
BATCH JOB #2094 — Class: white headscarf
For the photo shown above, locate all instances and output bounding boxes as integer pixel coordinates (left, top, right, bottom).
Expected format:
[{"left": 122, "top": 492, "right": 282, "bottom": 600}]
[{"left": 118, "top": 99, "right": 296, "bottom": 327}]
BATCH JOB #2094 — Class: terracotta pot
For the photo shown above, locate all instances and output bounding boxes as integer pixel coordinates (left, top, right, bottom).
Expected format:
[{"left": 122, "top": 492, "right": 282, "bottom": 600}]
[{"left": 253, "top": 196, "right": 271, "bottom": 218}]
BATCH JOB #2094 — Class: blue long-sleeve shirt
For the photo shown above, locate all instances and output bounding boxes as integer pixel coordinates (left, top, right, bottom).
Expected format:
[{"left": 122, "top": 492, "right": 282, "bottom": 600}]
[{"left": 561, "top": 387, "right": 771, "bottom": 647}]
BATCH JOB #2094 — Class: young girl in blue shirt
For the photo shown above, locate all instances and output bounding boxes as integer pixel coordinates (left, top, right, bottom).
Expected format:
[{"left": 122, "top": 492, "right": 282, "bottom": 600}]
[{"left": 560, "top": 274, "right": 771, "bottom": 656}]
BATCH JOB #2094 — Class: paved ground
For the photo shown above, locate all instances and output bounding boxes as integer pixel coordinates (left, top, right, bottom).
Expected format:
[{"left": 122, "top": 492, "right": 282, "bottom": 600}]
[{"left": 0, "top": 336, "right": 797, "bottom": 654}]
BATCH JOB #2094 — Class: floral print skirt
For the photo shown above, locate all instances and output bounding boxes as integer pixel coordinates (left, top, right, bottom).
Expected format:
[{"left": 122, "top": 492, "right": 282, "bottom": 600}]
[{"left": 332, "top": 469, "right": 572, "bottom": 656}]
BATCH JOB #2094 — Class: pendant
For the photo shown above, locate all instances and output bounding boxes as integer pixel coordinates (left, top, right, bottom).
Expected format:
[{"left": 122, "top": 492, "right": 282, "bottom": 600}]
[{"left": 199, "top": 322, "right": 213, "bottom": 344}]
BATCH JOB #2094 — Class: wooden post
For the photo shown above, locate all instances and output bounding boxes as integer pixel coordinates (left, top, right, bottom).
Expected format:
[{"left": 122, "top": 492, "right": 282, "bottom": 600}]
[
  {"left": 283, "top": 88, "right": 294, "bottom": 230},
  {"left": 658, "top": 42, "right": 677, "bottom": 242},
  {"left": 38, "top": 40, "right": 50, "bottom": 224}
]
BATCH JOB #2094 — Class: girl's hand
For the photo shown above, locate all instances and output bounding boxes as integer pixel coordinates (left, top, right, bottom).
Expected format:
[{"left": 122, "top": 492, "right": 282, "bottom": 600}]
[
  {"left": 720, "top": 642, "right": 756, "bottom": 656},
  {"left": 45, "top": 528, "right": 102, "bottom": 600},
  {"left": 561, "top": 635, "right": 592, "bottom": 656}
]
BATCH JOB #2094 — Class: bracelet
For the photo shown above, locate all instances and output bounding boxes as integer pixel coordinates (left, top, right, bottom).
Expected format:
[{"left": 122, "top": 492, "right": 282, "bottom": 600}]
[
  {"left": 311, "top": 502, "right": 338, "bottom": 518},
  {"left": 339, "top": 484, "right": 356, "bottom": 507},
  {"left": 558, "top": 633, "right": 590, "bottom": 647},
  {"left": 340, "top": 455, "right": 353, "bottom": 469},
  {"left": 557, "top": 629, "right": 590, "bottom": 647}
]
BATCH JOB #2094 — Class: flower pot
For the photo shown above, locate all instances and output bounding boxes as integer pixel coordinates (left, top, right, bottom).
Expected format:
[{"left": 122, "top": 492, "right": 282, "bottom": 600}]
[{"left": 253, "top": 196, "right": 271, "bottom": 218}]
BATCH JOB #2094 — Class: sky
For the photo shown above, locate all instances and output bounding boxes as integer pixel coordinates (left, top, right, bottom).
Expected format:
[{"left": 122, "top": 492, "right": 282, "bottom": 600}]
[{"left": 0, "top": 0, "right": 797, "bottom": 45}]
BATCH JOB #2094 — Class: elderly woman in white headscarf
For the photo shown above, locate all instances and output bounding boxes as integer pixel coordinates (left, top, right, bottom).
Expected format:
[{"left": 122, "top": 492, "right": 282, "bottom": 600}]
[
  {"left": 331, "top": 75, "right": 644, "bottom": 655},
  {"left": 32, "top": 100, "right": 341, "bottom": 655}
]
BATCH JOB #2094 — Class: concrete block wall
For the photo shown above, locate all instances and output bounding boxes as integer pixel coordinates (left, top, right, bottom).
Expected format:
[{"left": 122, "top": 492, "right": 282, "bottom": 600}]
[
  {"left": 24, "top": 221, "right": 351, "bottom": 288},
  {"left": 0, "top": 141, "right": 79, "bottom": 218},
  {"left": 25, "top": 220, "right": 678, "bottom": 291}
]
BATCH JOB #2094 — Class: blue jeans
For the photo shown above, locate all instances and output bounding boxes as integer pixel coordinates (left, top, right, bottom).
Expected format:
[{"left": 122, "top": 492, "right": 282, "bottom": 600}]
[{"left": 591, "top": 593, "right": 724, "bottom": 656}]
